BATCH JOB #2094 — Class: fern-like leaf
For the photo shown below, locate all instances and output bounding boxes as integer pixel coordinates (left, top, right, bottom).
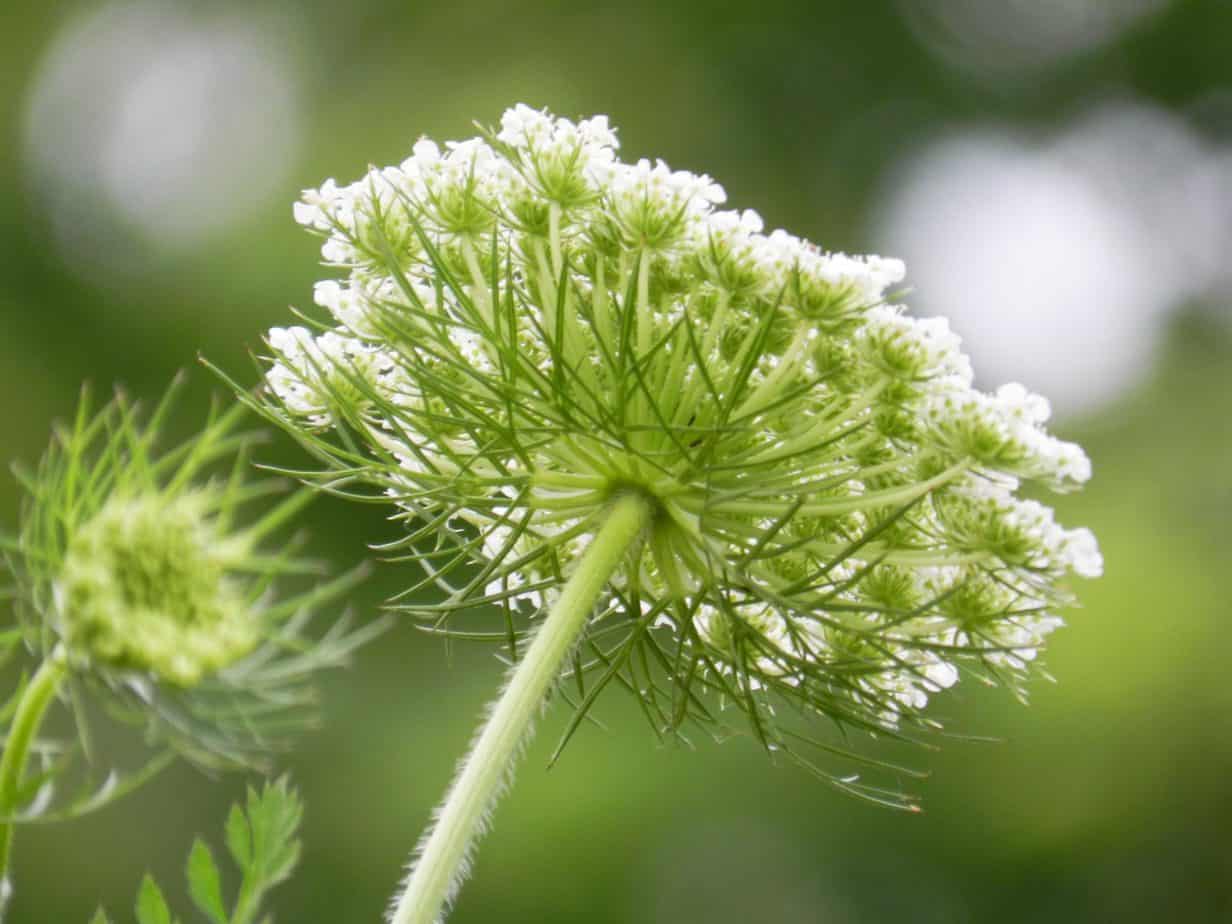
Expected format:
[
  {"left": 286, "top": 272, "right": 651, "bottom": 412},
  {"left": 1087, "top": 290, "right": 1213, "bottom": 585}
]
[{"left": 93, "top": 778, "right": 302, "bottom": 924}]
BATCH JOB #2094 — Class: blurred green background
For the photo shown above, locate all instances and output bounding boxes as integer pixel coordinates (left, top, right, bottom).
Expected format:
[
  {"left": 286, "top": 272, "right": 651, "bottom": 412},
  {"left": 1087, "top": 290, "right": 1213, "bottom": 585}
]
[{"left": 3, "top": 0, "right": 1231, "bottom": 921}]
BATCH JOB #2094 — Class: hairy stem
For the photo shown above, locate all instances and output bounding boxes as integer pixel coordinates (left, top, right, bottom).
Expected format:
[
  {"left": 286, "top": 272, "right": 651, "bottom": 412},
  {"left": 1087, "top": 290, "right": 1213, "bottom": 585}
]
[
  {"left": 389, "top": 492, "right": 652, "bottom": 924},
  {"left": 0, "top": 646, "right": 67, "bottom": 917}
]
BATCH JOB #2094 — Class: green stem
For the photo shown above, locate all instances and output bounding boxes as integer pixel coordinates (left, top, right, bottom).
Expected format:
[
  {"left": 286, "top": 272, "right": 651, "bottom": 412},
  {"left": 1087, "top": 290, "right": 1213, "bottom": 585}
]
[
  {"left": 231, "top": 875, "right": 263, "bottom": 924},
  {"left": 548, "top": 203, "right": 563, "bottom": 277},
  {"left": 0, "top": 647, "right": 67, "bottom": 915},
  {"left": 676, "top": 464, "right": 967, "bottom": 518},
  {"left": 388, "top": 492, "right": 652, "bottom": 924}
]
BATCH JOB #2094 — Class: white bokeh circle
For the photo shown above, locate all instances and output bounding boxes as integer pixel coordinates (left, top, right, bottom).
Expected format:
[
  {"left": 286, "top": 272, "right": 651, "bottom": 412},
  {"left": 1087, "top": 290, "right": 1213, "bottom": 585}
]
[
  {"left": 874, "top": 103, "right": 1232, "bottom": 416},
  {"left": 23, "top": 2, "right": 304, "bottom": 272}
]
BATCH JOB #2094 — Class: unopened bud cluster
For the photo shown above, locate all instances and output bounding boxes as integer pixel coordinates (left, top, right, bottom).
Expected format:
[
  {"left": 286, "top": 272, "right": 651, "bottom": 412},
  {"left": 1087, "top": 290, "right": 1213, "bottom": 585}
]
[
  {"left": 6, "top": 388, "right": 377, "bottom": 770},
  {"left": 58, "top": 492, "right": 255, "bottom": 686}
]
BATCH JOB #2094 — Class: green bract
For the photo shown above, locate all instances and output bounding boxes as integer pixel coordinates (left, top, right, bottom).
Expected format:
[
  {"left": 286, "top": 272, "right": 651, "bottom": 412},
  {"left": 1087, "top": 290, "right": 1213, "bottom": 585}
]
[{"left": 261, "top": 104, "right": 1101, "bottom": 801}]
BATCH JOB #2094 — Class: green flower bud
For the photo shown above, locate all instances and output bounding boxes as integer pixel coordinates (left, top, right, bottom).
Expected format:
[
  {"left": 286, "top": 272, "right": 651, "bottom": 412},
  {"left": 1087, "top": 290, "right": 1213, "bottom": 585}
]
[
  {"left": 58, "top": 492, "right": 256, "bottom": 687},
  {"left": 4, "top": 379, "right": 382, "bottom": 772}
]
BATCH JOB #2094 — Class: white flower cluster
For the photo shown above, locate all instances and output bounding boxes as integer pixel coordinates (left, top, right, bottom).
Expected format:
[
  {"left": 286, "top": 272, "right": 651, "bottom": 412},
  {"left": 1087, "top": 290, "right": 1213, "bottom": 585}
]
[
  {"left": 924, "top": 384, "right": 1092, "bottom": 490},
  {"left": 694, "top": 596, "right": 962, "bottom": 728},
  {"left": 920, "top": 563, "right": 1067, "bottom": 673},
  {"left": 936, "top": 477, "right": 1103, "bottom": 578},
  {"left": 266, "top": 104, "right": 1101, "bottom": 743},
  {"left": 855, "top": 306, "right": 973, "bottom": 388},
  {"left": 266, "top": 326, "right": 407, "bottom": 427}
]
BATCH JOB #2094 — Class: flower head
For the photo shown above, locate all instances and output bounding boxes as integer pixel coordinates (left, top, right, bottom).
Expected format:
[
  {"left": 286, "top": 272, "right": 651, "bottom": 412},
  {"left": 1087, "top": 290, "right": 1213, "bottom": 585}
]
[
  {"left": 57, "top": 490, "right": 258, "bottom": 686},
  {"left": 3, "top": 378, "right": 381, "bottom": 775},
  {"left": 262, "top": 105, "right": 1101, "bottom": 803}
]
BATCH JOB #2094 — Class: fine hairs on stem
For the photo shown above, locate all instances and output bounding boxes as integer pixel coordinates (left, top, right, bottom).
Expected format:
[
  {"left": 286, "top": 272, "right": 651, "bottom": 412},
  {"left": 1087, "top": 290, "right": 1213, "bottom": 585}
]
[{"left": 389, "top": 493, "right": 650, "bottom": 924}]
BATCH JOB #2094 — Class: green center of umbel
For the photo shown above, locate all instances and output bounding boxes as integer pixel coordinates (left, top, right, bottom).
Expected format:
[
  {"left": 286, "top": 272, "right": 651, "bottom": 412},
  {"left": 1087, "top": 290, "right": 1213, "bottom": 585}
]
[{"left": 58, "top": 493, "right": 258, "bottom": 686}]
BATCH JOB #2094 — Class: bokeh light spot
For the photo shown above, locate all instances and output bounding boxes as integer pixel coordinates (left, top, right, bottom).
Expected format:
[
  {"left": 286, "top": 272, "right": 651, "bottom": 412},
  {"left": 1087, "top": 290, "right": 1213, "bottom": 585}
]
[
  {"left": 22, "top": 2, "right": 303, "bottom": 273},
  {"left": 875, "top": 102, "right": 1232, "bottom": 416}
]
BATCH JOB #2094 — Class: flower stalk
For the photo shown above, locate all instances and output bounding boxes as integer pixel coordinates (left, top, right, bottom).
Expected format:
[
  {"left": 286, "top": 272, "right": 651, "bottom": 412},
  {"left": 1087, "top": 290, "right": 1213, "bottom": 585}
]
[
  {"left": 0, "top": 646, "right": 67, "bottom": 914},
  {"left": 390, "top": 492, "right": 651, "bottom": 924}
]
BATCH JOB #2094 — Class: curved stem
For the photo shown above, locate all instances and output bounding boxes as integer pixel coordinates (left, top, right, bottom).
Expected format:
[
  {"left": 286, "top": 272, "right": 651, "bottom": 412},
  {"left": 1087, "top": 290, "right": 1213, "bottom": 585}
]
[
  {"left": 0, "top": 646, "right": 67, "bottom": 916},
  {"left": 389, "top": 492, "right": 652, "bottom": 924}
]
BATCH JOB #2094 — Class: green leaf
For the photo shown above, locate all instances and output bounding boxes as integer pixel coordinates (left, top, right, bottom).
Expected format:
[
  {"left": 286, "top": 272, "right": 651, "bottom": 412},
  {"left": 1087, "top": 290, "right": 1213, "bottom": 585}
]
[
  {"left": 186, "top": 839, "right": 227, "bottom": 924},
  {"left": 89, "top": 909, "right": 111, "bottom": 924},
  {"left": 114, "top": 781, "right": 302, "bottom": 924},
  {"left": 214, "top": 778, "right": 305, "bottom": 924},
  {"left": 225, "top": 803, "right": 252, "bottom": 869},
  {"left": 242, "top": 778, "right": 303, "bottom": 890},
  {"left": 134, "top": 875, "right": 172, "bottom": 924}
]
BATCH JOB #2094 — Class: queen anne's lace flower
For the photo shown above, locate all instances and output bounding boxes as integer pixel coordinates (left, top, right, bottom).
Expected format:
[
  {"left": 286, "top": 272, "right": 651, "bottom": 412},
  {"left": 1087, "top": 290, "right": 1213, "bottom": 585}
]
[{"left": 264, "top": 105, "right": 1101, "bottom": 799}]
